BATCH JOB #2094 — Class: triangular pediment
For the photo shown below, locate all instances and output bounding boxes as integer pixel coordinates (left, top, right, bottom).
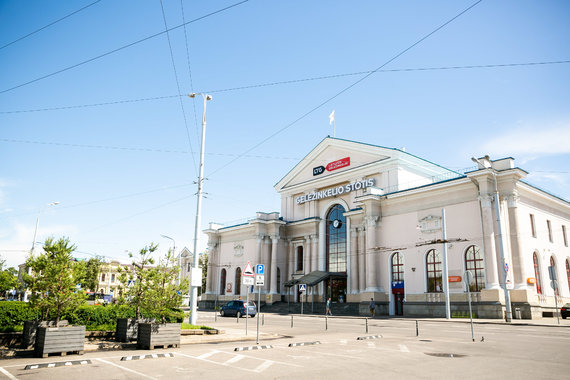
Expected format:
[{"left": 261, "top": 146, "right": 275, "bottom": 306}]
[{"left": 275, "top": 137, "right": 395, "bottom": 192}]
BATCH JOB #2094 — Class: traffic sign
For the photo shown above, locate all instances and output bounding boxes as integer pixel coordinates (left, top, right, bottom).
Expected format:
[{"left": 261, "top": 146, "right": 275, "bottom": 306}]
[
  {"left": 243, "top": 261, "right": 255, "bottom": 277},
  {"left": 255, "top": 274, "right": 265, "bottom": 286},
  {"left": 256, "top": 264, "right": 265, "bottom": 275},
  {"left": 504, "top": 262, "right": 509, "bottom": 273},
  {"left": 299, "top": 284, "right": 306, "bottom": 292},
  {"left": 551, "top": 280, "right": 558, "bottom": 290},
  {"left": 242, "top": 276, "right": 254, "bottom": 286}
]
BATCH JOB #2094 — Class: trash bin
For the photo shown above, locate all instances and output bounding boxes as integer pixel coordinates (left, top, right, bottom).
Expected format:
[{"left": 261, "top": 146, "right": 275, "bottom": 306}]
[{"left": 515, "top": 308, "right": 521, "bottom": 319}]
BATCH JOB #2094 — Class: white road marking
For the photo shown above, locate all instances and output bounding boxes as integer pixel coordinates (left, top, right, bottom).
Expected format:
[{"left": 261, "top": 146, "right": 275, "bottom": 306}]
[
  {"left": 197, "top": 351, "right": 217, "bottom": 360},
  {"left": 340, "top": 339, "right": 348, "bottom": 345},
  {"left": 224, "top": 355, "right": 245, "bottom": 364},
  {"left": 367, "top": 342, "right": 375, "bottom": 348},
  {"left": 399, "top": 344, "right": 410, "bottom": 352},
  {"left": 96, "top": 358, "right": 158, "bottom": 380},
  {"left": 174, "top": 352, "right": 256, "bottom": 373},
  {"left": 0, "top": 367, "right": 18, "bottom": 380},
  {"left": 254, "top": 360, "right": 273, "bottom": 373}
]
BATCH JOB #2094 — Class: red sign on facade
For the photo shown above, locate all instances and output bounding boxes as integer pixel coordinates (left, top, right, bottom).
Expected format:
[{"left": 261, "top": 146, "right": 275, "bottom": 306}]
[
  {"left": 448, "top": 276, "right": 462, "bottom": 283},
  {"left": 326, "top": 157, "right": 350, "bottom": 172}
]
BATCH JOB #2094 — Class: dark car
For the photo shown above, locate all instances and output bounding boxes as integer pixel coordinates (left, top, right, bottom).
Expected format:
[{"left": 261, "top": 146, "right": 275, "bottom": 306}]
[
  {"left": 561, "top": 303, "right": 570, "bottom": 319},
  {"left": 220, "top": 300, "right": 257, "bottom": 318}
]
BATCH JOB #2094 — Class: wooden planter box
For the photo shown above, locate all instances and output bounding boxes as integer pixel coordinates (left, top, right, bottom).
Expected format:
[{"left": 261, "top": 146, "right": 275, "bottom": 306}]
[
  {"left": 115, "top": 318, "right": 154, "bottom": 342},
  {"left": 34, "top": 325, "right": 85, "bottom": 358},
  {"left": 22, "top": 320, "right": 68, "bottom": 349},
  {"left": 137, "top": 323, "right": 180, "bottom": 350}
]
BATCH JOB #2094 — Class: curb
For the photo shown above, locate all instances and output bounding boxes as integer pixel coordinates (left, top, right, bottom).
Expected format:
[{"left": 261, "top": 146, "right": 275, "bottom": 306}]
[
  {"left": 234, "top": 345, "right": 273, "bottom": 351},
  {"left": 357, "top": 335, "right": 382, "bottom": 340},
  {"left": 121, "top": 353, "right": 174, "bottom": 361},
  {"left": 25, "top": 359, "right": 91, "bottom": 370},
  {"left": 288, "top": 341, "right": 321, "bottom": 347}
]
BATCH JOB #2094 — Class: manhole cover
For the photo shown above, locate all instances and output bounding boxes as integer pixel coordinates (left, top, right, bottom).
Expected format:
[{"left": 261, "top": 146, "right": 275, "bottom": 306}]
[{"left": 425, "top": 353, "right": 466, "bottom": 358}]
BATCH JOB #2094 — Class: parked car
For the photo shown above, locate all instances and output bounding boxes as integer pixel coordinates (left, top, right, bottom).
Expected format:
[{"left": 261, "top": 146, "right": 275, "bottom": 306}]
[
  {"left": 561, "top": 303, "right": 570, "bottom": 319},
  {"left": 220, "top": 300, "right": 257, "bottom": 317}
]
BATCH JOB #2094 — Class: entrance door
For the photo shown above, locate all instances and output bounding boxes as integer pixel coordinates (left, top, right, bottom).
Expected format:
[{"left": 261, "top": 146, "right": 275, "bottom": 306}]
[
  {"left": 394, "top": 292, "right": 404, "bottom": 316},
  {"left": 328, "top": 278, "right": 347, "bottom": 303}
]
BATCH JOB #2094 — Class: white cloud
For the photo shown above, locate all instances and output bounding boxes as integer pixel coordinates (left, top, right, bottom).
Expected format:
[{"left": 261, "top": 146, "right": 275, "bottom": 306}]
[{"left": 482, "top": 124, "right": 570, "bottom": 157}]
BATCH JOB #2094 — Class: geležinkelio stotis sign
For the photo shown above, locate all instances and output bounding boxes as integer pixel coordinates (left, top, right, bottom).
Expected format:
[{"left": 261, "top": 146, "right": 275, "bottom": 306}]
[
  {"left": 313, "top": 157, "right": 350, "bottom": 176},
  {"left": 295, "top": 178, "right": 375, "bottom": 204}
]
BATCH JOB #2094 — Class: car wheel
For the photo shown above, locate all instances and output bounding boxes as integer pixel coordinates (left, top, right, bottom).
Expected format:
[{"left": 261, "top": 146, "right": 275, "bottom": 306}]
[
  {"left": 562, "top": 315, "right": 567, "bottom": 319},
  {"left": 220, "top": 310, "right": 225, "bottom": 317},
  {"left": 237, "top": 311, "right": 242, "bottom": 318}
]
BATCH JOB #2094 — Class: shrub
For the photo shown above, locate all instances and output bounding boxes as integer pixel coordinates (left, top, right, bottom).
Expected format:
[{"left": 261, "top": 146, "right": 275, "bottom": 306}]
[{"left": 0, "top": 301, "right": 40, "bottom": 326}]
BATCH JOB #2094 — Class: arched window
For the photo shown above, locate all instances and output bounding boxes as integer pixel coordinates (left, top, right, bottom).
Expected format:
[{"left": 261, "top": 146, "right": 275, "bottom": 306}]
[
  {"left": 277, "top": 267, "right": 281, "bottom": 293},
  {"left": 296, "top": 246, "right": 303, "bottom": 271},
  {"left": 326, "top": 204, "right": 347, "bottom": 273},
  {"left": 533, "top": 252, "right": 542, "bottom": 294},
  {"left": 220, "top": 268, "right": 226, "bottom": 295},
  {"left": 465, "top": 245, "right": 485, "bottom": 292},
  {"left": 550, "top": 257, "right": 558, "bottom": 296},
  {"left": 426, "top": 249, "right": 442, "bottom": 292},
  {"left": 391, "top": 252, "right": 404, "bottom": 282},
  {"left": 235, "top": 267, "right": 241, "bottom": 296}
]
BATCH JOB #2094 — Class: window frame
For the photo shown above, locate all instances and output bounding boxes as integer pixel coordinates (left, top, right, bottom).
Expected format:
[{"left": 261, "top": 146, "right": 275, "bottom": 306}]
[
  {"left": 530, "top": 214, "right": 537, "bottom": 238},
  {"left": 547, "top": 220, "right": 553, "bottom": 243},
  {"left": 426, "top": 249, "right": 442, "bottom": 293},
  {"left": 465, "top": 245, "right": 485, "bottom": 292},
  {"left": 533, "top": 252, "right": 542, "bottom": 294}
]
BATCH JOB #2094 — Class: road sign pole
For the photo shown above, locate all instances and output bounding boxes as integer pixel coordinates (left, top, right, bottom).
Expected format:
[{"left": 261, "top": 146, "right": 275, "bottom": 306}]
[
  {"left": 246, "top": 291, "right": 249, "bottom": 335},
  {"left": 465, "top": 271, "right": 475, "bottom": 342},
  {"left": 256, "top": 285, "right": 260, "bottom": 344}
]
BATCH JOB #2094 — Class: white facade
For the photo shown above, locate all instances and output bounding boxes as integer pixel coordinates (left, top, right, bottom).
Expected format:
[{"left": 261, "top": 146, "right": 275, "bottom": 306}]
[{"left": 203, "top": 137, "right": 570, "bottom": 319}]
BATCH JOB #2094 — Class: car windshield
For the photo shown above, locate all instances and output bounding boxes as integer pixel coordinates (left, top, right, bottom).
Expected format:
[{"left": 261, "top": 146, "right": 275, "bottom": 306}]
[{"left": 244, "top": 302, "right": 255, "bottom": 307}]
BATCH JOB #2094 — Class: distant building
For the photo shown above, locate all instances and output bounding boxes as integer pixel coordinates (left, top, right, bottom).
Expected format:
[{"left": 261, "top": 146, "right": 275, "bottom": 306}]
[{"left": 202, "top": 137, "right": 570, "bottom": 319}]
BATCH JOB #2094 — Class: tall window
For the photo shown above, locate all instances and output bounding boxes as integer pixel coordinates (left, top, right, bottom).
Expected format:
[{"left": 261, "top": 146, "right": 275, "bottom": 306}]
[
  {"left": 563, "top": 225, "right": 568, "bottom": 247},
  {"left": 426, "top": 249, "right": 442, "bottom": 293},
  {"left": 530, "top": 214, "right": 536, "bottom": 238},
  {"left": 326, "top": 204, "right": 347, "bottom": 273},
  {"left": 296, "top": 246, "right": 303, "bottom": 271},
  {"left": 220, "top": 268, "right": 226, "bottom": 295},
  {"left": 550, "top": 257, "right": 558, "bottom": 296},
  {"left": 235, "top": 267, "right": 241, "bottom": 296},
  {"left": 533, "top": 252, "right": 542, "bottom": 294},
  {"left": 101, "top": 273, "right": 106, "bottom": 282},
  {"left": 566, "top": 259, "right": 570, "bottom": 293},
  {"left": 465, "top": 245, "right": 485, "bottom": 292},
  {"left": 547, "top": 220, "right": 553, "bottom": 243},
  {"left": 391, "top": 252, "right": 404, "bottom": 282}
]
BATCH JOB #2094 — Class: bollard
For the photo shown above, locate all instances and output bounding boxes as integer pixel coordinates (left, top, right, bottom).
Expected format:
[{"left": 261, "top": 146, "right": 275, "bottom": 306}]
[
  {"left": 366, "top": 318, "right": 368, "bottom": 333},
  {"left": 416, "top": 320, "right": 419, "bottom": 337},
  {"left": 215, "top": 310, "right": 217, "bottom": 322},
  {"left": 262, "top": 314, "right": 265, "bottom": 326},
  {"left": 291, "top": 315, "right": 293, "bottom": 328},
  {"left": 326, "top": 316, "right": 328, "bottom": 331},
  {"left": 237, "top": 312, "right": 239, "bottom": 324}
]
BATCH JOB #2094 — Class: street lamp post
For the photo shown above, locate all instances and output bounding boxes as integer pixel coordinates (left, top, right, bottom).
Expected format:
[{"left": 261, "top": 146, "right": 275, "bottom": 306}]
[
  {"left": 24, "top": 201, "right": 59, "bottom": 301},
  {"left": 188, "top": 92, "right": 212, "bottom": 325},
  {"left": 472, "top": 157, "right": 512, "bottom": 322},
  {"left": 160, "top": 235, "right": 177, "bottom": 283}
]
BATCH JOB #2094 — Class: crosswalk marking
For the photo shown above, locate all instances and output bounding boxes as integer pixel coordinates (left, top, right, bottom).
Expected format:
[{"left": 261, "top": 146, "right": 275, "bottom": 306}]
[
  {"left": 399, "top": 344, "right": 410, "bottom": 352},
  {"left": 254, "top": 361, "right": 273, "bottom": 373},
  {"left": 224, "top": 355, "right": 245, "bottom": 364}
]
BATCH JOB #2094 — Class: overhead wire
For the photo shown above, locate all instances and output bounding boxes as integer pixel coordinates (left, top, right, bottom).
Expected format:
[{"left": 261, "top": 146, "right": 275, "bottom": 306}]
[
  {"left": 206, "top": 0, "right": 485, "bottom": 177},
  {"left": 180, "top": 0, "right": 201, "bottom": 142},
  {"left": 2, "top": 60, "right": 568, "bottom": 114},
  {"left": 0, "top": 0, "right": 250, "bottom": 95},
  {"left": 0, "top": 0, "right": 103, "bottom": 51},
  {"left": 158, "top": 0, "right": 197, "bottom": 175}
]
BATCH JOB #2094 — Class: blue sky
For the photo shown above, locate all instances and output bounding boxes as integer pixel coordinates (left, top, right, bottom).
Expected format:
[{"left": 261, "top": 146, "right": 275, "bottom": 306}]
[{"left": 1, "top": 0, "right": 569, "bottom": 268}]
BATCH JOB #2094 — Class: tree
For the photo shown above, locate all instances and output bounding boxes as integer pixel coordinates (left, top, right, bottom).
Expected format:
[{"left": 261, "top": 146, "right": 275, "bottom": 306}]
[
  {"left": 150, "top": 248, "right": 189, "bottom": 323},
  {"left": 199, "top": 253, "right": 208, "bottom": 295},
  {"left": 75, "top": 256, "right": 103, "bottom": 295},
  {"left": 24, "top": 237, "right": 86, "bottom": 323},
  {"left": 0, "top": 257, "right": 19, "bottom": 299}
]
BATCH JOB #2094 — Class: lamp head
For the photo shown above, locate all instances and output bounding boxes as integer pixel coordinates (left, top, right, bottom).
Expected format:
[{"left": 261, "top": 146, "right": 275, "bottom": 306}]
[{"left": 206, "top": 94, "right": 212, "bottom": 101}]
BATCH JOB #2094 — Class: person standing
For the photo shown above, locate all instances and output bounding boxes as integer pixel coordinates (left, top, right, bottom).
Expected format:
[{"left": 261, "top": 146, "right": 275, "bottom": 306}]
[
  {"left": 369, "top": 298, "right": 376, "bottom": 317},
  {"left": 326, "top": 297, "right": 332, "bottom": 316}
]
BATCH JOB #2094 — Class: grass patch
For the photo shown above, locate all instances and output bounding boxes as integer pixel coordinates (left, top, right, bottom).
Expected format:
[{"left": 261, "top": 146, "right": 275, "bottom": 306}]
[
  {"left": 86, "top": 324, "right": 116, "bottom": 331},
  {"left": 181, "top": 323, "right": 213, "bottom": 330},
  {"left": 0, "top": 325, "right": 23, "bottom": 333}
]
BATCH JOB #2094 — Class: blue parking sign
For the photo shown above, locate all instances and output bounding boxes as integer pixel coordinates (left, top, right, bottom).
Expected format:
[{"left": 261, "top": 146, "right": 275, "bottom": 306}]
[{"left": 256, "top": 264, "right": 264, "bottom": 274}]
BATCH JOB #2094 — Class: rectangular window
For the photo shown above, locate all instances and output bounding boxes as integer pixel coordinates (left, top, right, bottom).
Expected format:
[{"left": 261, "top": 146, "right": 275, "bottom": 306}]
[
  {"left": 547, "top": 220, "right": 553, "bottom": 243},
  {"left": 563, "top": 225, "right": 568, "bottom": 247},
  {"left": 111, "top": 274, "right": 116, "bottom": 283},
  {"left": 530, "top": 214, "right": 536, "bottom": 238},
  {"left": 101, "top": 273, "right": 106, "bottom": 282}
]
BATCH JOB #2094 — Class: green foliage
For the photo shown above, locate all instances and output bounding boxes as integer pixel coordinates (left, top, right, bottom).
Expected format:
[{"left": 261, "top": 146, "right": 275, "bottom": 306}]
[
  {"left": 0, "top": 301, "right": 40, "bottom": 325},
  {"left": 74, "top": 256, "right": 104, "bottom": 293},
  {"left": 181, "top": 323, "right": 213, "bottom": 330},
  {"left": 24, "top": 237, "right": 87, "bottom": 323},
  {"left": 0, "top": 265, "right": 19, "bottom": 297}
]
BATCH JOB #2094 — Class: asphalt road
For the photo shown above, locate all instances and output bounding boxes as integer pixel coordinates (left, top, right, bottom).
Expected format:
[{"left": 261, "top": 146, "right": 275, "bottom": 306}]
[{"left": 1, "top": 312, "right": 569, "bottom": 379}]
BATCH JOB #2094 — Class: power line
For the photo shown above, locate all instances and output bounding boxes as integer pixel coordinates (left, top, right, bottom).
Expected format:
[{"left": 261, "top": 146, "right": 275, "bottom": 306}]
[
  {"left": 0, "top": 0, "right": 250, "bottom": 95},
  {"left": 0, "top": 0, "right": 103, "bottom": 51},
  {"left": 180, "top": 0, "right": 201, "bottom": 142},
  {"left": 159, "top": 0, "right": 197, "bottom": 175},
  {"left": 207, "top": 0, "right": 485, "bottom": 177},
  {"left": 2, "top": 60, "right": 567, "bottom": 114}
]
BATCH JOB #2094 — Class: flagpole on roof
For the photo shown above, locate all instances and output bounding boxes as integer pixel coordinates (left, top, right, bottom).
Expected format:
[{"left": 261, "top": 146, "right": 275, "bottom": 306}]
[{"left": 329, "top": 110, "right": 336, "bottom": 137}]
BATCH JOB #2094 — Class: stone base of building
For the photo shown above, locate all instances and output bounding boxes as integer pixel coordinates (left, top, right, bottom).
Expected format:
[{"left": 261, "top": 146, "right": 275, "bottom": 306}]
[{"left": 348, "top": 292, "right": 389, "bottom": 303}]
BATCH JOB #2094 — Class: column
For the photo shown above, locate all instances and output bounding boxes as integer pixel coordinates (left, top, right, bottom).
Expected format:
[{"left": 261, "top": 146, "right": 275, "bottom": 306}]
[
  {"left": 287, "top": 239, "right": 294, "bottom": 282},
  {"left": 358, "top": 227, "right": 366, "bottom": 292},
  {"left": 263, "top": 237, "right": 271, "bottom": 293},
  {"left": 507, "top": 192, "right": 526, "bottom": 289},
  {"left": 270, "top": 236, "right": 279, "bottom": 294},
  {"left": 311, "top": 234, "right": 318, "bottom": 273},
  {"left": 256, "top": 234, "right": 264, "bottom": 266},
  {"left": 479, "top": 195, "right": 500, "bottom": 289},
  {"left": 304, "top": 235, "right": 311, "bottom": 274},
  {"left": 350, "top": 227, "right": 359, "bottom": 294},
  {"left": 205, "top": 243, "right": 216, "bottom": 294},
  {"left": 318, "top": 219, "right": 326, "bottom": 271},
  {"left": 365, "top": 215, "right": 381, "bottom": 292}
]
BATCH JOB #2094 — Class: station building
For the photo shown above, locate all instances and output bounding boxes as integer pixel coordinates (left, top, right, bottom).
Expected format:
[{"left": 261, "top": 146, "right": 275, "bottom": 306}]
[{"left": 201, "top": 137, "right": 570, "bottom": 319}]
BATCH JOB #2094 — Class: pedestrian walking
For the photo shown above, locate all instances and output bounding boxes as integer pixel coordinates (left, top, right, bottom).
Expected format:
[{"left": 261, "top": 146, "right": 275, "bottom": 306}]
[
  {"left": 369, "top": 298, "right": 375, "bottom": 317},
  {"left": 326, "top": 297, "right": 332, "bottom": 316}
]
